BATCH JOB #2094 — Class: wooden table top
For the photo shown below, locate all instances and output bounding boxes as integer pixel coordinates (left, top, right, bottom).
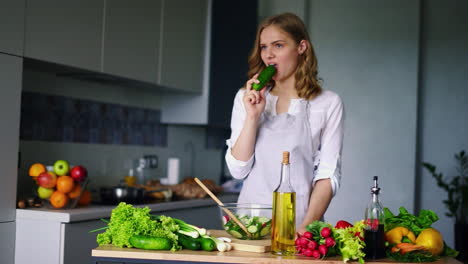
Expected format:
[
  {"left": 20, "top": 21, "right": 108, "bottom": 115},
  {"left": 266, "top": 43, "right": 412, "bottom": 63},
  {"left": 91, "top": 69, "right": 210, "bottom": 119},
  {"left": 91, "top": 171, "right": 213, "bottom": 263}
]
[{"left": 92, "top": 245, "right": 462, "bottom": 264}]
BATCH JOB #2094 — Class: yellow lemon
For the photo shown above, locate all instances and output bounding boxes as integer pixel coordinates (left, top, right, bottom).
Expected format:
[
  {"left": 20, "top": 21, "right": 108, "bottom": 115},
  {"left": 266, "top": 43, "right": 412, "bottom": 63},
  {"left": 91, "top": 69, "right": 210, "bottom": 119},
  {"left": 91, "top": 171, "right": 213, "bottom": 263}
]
[{"left": 415, "top": 228, "right": 444, "bottom": 255}]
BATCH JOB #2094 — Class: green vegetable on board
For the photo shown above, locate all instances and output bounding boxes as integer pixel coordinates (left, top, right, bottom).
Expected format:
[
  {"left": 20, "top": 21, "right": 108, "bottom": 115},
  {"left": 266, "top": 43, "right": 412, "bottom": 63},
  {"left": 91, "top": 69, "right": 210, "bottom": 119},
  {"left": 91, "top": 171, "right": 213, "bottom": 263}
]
[
  {"left": 178, "top": 233, "right": 201, "bottom": 250},
  {"left": 383, "top": 207, "right": 438, "bottom": 235},
  {"left": 129, "top": 235, "right": 172, "bottom": 250},
  {"left": 92, "top": 202, "right": 181, "bottom": 251},
  {"left": 252, "top": 65, "right": 276, "bottom": 91},
  {"left": 333, "top": 220, "right": 366, "bottom": 264}
]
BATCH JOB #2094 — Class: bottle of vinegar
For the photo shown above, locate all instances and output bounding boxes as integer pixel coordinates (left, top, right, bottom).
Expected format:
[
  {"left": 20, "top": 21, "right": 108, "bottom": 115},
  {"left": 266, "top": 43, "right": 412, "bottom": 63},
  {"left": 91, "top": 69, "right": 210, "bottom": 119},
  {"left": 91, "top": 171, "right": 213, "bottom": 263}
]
[
  {"left": 364, "top": 176, "right": 386, "bottom": 259},
  {"left": 271, "top": 151, "right": 296, "bottom": 255}
]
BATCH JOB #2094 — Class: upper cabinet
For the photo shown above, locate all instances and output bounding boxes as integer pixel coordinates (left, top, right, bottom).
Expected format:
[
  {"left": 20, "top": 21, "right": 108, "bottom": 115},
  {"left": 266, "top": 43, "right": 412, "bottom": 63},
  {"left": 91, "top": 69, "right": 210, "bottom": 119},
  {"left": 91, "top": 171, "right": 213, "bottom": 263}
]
[
  {"left": 159, "top": 0, "right": 208, "bottom": 93},
  {"left": 24, "top": 0, "right": 104, "bottom": 72},
  {"left": 0, "top": 0, "right": 25, "bottom": 56},
  {"left": 161, "top": 0, "right": 258, "bottom": 127},
  {"left": 102, "top": 0, "right": 162, "bottom": 83}
]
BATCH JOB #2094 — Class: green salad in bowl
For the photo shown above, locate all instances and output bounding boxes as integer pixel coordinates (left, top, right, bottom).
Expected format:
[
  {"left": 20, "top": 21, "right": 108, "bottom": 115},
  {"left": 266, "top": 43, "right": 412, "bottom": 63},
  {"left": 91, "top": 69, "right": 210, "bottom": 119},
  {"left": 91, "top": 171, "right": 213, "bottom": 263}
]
[{"left": 219, "top": 203, "right": 272, "bottom": 240}]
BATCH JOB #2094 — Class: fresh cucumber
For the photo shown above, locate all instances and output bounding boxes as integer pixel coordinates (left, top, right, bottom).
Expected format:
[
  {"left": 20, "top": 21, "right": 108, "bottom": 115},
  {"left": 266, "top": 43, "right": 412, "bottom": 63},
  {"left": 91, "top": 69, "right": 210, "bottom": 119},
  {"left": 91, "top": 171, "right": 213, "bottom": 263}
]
[
  {"left": 228, "top": 230, "right": 243, "bottom": 239},
  {"left": 178, "top": 234, "right": 201, "bottom": 250},
  {"left": 260, "top": 223, "right": 271, "bottom": 236},
  {"left": 129, "top": 235, "right": 172, "bottom": 250},
  {"left": 252, "top": 65, "right": 276, "bottom": 91},
  {"left": 198, "top": 237, "right": 216, "bottom": 251}
]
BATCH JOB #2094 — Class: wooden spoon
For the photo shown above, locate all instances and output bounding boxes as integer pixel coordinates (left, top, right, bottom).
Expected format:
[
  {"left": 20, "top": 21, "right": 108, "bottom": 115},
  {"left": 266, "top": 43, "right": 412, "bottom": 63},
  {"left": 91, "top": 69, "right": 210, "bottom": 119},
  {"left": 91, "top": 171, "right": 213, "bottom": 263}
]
[{"left": 194, "top": 177, "right": 252, "bottom": 238}]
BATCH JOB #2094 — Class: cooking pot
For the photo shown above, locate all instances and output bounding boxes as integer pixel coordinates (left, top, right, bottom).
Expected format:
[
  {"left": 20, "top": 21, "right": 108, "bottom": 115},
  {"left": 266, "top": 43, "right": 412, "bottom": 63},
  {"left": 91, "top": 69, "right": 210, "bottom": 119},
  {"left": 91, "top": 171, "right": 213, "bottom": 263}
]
[
  {"left": 100, "top": 186, "right": 146, "bottom": 204},
  {"left": 99, "top": 185, "right": 173, "bottom": 205}
]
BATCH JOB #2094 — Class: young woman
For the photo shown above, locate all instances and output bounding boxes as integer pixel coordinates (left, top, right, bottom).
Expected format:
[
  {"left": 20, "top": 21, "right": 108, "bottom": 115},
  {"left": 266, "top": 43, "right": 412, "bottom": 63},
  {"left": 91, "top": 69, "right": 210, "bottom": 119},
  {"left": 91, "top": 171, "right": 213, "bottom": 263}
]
[{"left": 225, "top": 13, "right": 344, "bottom": 234}]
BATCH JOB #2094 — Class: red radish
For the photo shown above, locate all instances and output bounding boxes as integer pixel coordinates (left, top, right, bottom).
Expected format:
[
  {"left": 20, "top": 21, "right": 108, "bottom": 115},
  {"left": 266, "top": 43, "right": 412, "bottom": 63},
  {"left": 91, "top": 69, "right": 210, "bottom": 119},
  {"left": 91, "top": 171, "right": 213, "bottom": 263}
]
[
  {"left": 303, "top": 249, "right": 314, "bottom": 257},
  {"left": 295, "top": 238, "right": 302, "bottom": 246},
  {"left": 307, "top": 240, "right": 318, "bottom": 250},
  {"left": 320, "top": 227, "right": 332, "bottom": 238},
  {"left": 302, "top": 231, "right": 313, "bottom": 240},
  {"left": 311, "top": 250, "right": 321, "bottom": 259},
  {"left": 222, "top": 215, "right": 229, "bottom": 225},
  {"left": 318, "top": 244, "right": 328, "bottom": 256},
  {"left": 325, "top": 237, "right": 336, "bottom": 247},
  {"left": 298, "top": 237, "right": 309, "bottom": 246}
]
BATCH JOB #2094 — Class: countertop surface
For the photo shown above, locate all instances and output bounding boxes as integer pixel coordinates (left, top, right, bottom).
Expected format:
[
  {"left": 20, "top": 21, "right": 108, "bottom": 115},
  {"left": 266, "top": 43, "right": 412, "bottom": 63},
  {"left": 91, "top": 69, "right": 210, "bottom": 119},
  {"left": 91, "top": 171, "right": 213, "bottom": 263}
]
[
  {"left": 16, "top": 193, "right": 238, "bottom": 223},
  {"left": 91, "top": 245, "right": 462, "bottom": 264}
]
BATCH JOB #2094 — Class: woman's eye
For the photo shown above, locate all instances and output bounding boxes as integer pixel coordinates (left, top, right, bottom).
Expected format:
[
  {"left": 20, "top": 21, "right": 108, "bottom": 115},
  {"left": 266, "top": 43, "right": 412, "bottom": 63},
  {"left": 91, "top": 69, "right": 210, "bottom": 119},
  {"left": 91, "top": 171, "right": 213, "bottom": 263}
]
[
  {"left": 260, "top": 45, "right": 267, "bottom": 50},
  {"left": 275, "top": 43, "right": 283, "bottom": 48}
]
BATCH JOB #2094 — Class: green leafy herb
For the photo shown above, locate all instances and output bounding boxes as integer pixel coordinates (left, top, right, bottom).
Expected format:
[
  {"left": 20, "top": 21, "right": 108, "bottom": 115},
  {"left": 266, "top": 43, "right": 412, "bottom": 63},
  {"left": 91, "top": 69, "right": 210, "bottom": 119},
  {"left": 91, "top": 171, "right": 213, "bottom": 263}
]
[
  {"left": 94, "top": 202, "right": 181, "bottom": 251},
  {"left": 383, "top": 207, "right": 438, "bottom": 235}
]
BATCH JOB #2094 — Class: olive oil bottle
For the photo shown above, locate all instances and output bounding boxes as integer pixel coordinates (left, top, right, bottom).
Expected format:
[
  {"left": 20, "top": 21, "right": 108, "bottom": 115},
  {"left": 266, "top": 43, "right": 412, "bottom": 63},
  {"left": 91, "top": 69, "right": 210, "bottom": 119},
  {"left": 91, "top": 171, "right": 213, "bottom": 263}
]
[{"left": 271, "top": 151, "right": 296, "bottom": 255}]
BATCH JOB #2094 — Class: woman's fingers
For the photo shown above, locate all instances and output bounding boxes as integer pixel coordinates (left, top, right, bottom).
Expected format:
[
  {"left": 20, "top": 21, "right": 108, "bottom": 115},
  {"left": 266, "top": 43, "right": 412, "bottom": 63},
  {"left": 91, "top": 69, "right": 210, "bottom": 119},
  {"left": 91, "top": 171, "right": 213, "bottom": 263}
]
[{"left": 246, "top": 74, "right": 260, "bottom": 91}]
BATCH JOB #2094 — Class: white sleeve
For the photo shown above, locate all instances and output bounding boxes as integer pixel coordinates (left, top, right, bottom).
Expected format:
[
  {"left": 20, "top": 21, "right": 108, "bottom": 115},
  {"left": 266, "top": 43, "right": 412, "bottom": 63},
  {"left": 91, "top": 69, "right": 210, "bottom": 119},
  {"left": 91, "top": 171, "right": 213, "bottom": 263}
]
[
  {"left": 225, "top": 89, "right": 255, "bottom": 179},
  {"left": 313, "top": 94, "right": 345, "bottom": 196}
]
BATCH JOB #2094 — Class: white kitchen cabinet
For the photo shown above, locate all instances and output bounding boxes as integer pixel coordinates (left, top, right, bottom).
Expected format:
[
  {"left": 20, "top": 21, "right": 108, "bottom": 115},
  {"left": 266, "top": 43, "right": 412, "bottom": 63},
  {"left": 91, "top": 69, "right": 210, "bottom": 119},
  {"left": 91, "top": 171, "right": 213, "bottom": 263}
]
[
  {"left": 0, "top": 0, "right": 25, "bottom": 56},
  {"left": 102, "top": 0, "right": 162, "bottom": 83},
  {"left": 24, "top": 0, "right": 104, "bottom": 72}
]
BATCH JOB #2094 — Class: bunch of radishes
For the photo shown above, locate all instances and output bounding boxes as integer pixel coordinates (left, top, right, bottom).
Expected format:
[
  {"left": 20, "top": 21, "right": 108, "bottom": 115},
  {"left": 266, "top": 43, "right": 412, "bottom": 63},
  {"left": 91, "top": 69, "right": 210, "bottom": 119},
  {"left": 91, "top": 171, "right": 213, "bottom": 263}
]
[{"left": 295, "top": 226, "right": 336, "bottom": 259}]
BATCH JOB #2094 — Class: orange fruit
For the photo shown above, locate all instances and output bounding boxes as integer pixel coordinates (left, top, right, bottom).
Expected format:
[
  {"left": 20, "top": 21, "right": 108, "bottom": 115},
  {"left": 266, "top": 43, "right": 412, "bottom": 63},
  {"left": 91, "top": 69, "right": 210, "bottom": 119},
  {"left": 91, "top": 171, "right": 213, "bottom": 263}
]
[
  {"left": 56, "top": 176, "right": 75, "bottom": 193},
  {"left": 78, "top": 190, "right": 92, "bottom": 206},
  {"left": 29, "top": 163, "right": 46, "bottom": 177},
  {"left": 50, "top": 191, "right": 69, "bottom": 208},
  {"left": 68, "top": 184, "right": 82, "bottom": 199}
]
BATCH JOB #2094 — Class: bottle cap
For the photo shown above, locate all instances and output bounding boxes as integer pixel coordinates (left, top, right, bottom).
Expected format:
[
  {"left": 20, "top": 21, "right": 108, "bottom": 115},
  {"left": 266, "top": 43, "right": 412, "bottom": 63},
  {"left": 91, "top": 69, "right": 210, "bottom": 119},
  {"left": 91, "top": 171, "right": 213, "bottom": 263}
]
[
  {"left": 282, "top": 151, "right": 290, "bottom": 164},
  {"left": 371, "top": 176, "right": 381, "bottom": 194}
]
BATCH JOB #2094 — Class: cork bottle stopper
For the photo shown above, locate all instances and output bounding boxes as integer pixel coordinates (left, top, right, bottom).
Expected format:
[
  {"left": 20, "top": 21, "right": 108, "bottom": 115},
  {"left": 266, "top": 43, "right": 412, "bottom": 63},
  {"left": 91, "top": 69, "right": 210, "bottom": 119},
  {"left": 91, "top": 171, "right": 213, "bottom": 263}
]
[{"left": 282, "top": 151, "right": 290, "bottom": 164}]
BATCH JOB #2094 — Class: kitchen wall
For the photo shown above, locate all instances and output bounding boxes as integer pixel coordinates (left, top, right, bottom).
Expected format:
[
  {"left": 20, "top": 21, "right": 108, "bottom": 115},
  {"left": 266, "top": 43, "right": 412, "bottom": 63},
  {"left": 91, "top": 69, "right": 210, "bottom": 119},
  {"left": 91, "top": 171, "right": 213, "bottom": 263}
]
[
  {"left": 17, "top": 68, "right": 224, "bottom": 199},
  {"left": 260, "top": 0, "right": 468, "bottom": 248}
]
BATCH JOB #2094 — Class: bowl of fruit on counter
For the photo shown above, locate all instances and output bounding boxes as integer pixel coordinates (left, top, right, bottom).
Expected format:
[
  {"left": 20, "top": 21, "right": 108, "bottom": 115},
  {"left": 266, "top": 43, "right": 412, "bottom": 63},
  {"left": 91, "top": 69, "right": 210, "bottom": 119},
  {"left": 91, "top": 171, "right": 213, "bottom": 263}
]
[
  {"left": 28, "top": 160, "right": 91, "bottom": 209},
  {"left": 219, "top": 203, "right": 272, "bottom": 240}
]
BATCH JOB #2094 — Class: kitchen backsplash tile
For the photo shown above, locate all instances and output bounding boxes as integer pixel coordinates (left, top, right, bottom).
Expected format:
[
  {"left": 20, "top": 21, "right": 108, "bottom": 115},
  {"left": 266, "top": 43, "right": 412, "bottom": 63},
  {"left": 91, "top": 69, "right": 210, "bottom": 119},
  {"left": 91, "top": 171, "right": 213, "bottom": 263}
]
[{"left": 20, "top": 92, "right": 167, "bottom": 146}]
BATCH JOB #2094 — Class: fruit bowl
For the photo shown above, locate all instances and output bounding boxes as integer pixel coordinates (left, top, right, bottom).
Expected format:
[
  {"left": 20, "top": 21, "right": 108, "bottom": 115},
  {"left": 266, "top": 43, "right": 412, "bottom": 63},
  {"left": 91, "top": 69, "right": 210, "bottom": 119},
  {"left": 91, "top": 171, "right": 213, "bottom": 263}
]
[
  {"left": 219, "top": 203, "right": 272, "bottom": 240},
  {"left": 29, "top": 161, "right": 91, "bottom": 209}
]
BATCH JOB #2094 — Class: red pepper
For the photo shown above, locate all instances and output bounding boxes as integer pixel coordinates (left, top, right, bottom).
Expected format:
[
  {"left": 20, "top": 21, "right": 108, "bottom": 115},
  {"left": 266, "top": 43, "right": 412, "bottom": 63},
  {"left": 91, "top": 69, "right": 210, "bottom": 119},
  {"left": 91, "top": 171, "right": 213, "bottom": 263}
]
[{"left": 335, "top": 220, "right": 353, "bottom": 229}]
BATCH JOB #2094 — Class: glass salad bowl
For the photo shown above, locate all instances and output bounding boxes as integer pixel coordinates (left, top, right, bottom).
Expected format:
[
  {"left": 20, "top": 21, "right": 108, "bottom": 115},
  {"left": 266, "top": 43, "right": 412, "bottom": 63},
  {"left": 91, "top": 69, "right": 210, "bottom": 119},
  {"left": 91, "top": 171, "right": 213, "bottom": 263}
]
[{"left": 219, "top": 203, "right": 272, "bottom": 240}]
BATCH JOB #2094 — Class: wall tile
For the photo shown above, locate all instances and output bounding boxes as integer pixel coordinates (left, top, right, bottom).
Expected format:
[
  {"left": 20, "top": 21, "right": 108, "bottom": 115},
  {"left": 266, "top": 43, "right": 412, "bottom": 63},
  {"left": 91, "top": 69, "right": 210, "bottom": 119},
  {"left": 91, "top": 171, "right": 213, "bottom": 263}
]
[{"left": 20, "top": 92, "right": 167, "bottom": 147}]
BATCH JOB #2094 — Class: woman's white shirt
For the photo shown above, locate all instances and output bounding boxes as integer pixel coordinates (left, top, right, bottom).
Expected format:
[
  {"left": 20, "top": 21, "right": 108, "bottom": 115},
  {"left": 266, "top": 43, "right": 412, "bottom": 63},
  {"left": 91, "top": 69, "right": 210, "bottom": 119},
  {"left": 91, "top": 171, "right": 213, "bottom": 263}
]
[{"left": 225, "top": 88, "right": 344, "bottom": 196}]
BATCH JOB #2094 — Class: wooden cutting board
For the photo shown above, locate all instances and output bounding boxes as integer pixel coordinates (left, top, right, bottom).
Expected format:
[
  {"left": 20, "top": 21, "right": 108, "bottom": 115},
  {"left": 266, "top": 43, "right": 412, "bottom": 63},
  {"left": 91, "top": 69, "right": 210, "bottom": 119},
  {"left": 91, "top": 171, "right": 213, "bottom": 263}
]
[{"left": 209, "top": 230, "right": 271, "bottom": 253}]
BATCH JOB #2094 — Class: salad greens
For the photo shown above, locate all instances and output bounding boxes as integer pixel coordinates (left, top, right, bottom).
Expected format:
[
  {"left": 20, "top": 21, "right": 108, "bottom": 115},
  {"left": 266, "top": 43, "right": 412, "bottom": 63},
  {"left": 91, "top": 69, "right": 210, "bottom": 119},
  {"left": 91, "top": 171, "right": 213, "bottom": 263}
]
[
  {"left": 333, "top": 221, "right": 366, "bottom": 264},
  {"left": 94, "top": 202, "right": 180, "bottom": 251},
  {"left": 384, "top": 207, "right": 439, "bottom": 235},
  {"left": 223, "top": 214, "right": 271, "bottom": 240}
]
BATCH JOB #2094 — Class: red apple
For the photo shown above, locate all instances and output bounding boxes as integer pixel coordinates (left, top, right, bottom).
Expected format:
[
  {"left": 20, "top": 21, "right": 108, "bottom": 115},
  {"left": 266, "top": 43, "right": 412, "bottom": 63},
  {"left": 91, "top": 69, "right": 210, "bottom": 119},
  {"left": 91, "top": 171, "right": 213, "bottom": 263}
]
[
  {"left": 37, "top": 171, "right": 57, "bottom": 188},
  {"left": 70, "top": 165, "right": 87, "bottom": 182}
]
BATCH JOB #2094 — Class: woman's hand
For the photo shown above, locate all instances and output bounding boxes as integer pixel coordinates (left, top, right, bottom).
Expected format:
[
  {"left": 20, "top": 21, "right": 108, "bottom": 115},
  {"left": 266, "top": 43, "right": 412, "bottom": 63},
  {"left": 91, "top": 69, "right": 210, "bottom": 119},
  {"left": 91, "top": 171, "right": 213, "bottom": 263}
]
[{"left": 243, "top": 74, "right": 267, "bottom": 120}]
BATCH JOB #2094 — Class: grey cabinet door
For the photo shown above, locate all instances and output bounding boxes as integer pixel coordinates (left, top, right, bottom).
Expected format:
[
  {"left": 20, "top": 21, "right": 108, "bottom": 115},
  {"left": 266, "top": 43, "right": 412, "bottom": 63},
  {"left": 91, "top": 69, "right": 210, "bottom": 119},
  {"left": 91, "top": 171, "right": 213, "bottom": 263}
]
[
  {"left": 63, "top": 220, "right": 102, "bottom": 264},
  {"left": 160, "top": 0, "right": 208, "bottom": 93},
  {"left": 24, "top": 0, "right": 104, "bottom": 72},
  {"left": 0, "top": 0, "right": 25, "bottom": 56},
  {"left": 0, "top": 222, "right": 15, "bottom": 264},
  {"left": 103, "top": 0, "right": 162, "bottom": 83},
  {"left": 0, "top": 54, "right": 21, "bottom": 223}
]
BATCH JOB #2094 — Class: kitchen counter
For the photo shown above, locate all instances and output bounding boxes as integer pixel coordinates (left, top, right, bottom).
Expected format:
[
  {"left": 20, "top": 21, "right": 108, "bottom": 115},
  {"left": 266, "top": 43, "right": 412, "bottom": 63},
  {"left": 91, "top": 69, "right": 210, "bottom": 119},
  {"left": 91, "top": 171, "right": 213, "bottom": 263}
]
[
  {"left": 16, "top": 193, "right": 239, "bottom": 223},
  {"left": 15, "top": 193, "right": 238, "bottom": 264},
  {"left": 91, "top": 245, "right": 462, "bottom": 264}
]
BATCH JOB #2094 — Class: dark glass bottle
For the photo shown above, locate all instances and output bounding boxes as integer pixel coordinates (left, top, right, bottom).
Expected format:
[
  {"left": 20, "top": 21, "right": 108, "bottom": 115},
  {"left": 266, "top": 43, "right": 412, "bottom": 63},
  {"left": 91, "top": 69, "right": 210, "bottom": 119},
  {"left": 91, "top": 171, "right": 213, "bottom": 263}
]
[{"left": 364, "top": 176, "right": 386, "bottom": 259}]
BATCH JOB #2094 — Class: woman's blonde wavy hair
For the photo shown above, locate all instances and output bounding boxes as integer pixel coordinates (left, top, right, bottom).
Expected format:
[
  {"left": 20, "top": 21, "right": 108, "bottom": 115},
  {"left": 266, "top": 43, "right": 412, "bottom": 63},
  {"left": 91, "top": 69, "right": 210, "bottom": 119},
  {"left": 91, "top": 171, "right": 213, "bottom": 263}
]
[{"left": 247, "top": 13, "right": 322, "bottom": 100}]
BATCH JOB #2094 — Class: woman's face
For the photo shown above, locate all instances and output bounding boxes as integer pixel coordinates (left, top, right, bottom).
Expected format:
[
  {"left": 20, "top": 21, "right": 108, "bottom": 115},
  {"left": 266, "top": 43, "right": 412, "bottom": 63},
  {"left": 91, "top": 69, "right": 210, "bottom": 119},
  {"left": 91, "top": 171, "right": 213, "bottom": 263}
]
[{"left": 259, "top": 25, "right": 305, "bottom": 83}]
